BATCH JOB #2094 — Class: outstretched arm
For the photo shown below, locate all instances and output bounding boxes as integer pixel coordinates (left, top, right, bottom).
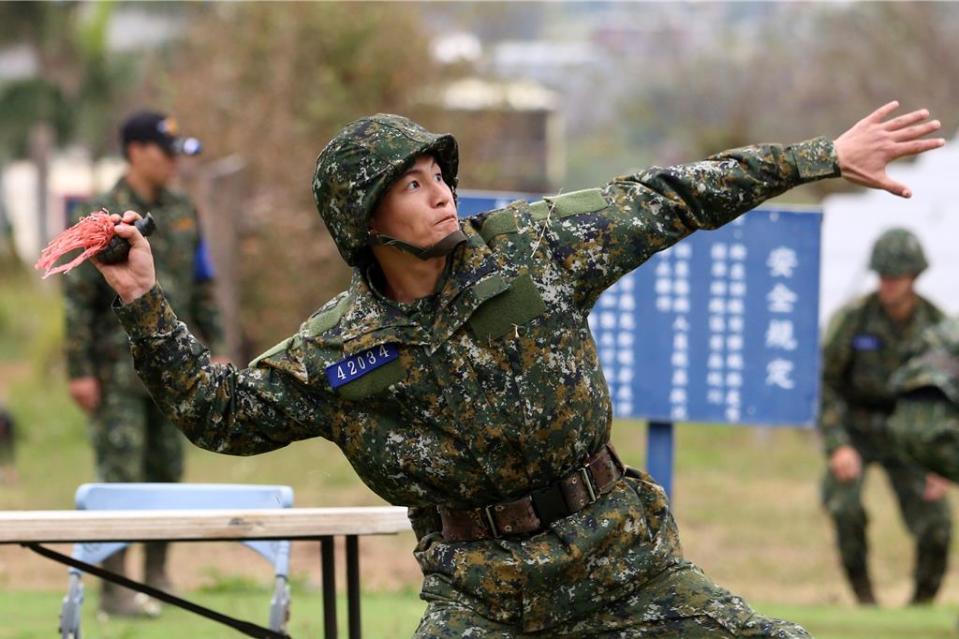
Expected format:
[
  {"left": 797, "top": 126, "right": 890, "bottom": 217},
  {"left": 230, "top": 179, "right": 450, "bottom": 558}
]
[{"left": 541, "top": 102, "right": 943, "bottom": 309}]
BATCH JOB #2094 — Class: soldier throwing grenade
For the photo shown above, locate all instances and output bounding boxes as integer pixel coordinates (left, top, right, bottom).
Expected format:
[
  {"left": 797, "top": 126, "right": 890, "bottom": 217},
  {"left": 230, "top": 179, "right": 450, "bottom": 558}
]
[{"left": 91, "top": 102, "right": 941, "bottom": 637}]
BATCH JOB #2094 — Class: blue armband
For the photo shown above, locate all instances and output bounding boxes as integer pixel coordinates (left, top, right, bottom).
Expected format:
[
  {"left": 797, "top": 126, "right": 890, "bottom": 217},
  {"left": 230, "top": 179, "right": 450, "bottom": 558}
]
[{"left": 194, "top": 238, "right": 215, "bottom": 282}]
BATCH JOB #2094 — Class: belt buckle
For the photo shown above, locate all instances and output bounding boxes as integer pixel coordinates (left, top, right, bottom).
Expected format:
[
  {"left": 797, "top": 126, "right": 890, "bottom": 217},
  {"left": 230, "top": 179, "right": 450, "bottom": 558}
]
[
  {"left": 579, "top": 466, "right": 598, "bottom": 503},
  {"left": 483, "top": 505, "right": 501, "bottom": 539}
]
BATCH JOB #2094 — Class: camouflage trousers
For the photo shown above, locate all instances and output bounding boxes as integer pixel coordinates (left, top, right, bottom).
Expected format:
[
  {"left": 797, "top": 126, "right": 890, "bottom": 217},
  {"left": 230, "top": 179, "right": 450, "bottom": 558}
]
[
  {"left": 89, "top": 390, "right": 184, "bottom": 483},
  {"left": 413, "top": 469, "right": 809, "bottom": 638},
  {"left": 820, "top": 433, "right": 951, "bottom": 591},
  {"left": 890, "top": 393, "right": 959, "bottom": 482},
  {"left": 415, "top": 561, "right": 810, "bottom": 638}
]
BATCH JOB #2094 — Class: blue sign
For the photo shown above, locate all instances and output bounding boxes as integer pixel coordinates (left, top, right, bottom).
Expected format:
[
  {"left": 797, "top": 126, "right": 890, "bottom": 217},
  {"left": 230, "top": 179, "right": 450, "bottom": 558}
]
[
  {"left": 458, "top": 192, "right": 822, "bottom": 427},
  {"left": 588, "top": 209, "right": 822, "bottom": 427}
]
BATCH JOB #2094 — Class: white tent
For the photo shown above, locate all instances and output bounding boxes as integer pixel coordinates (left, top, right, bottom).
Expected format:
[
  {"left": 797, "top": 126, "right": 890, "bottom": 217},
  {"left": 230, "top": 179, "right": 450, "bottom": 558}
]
[{"left": 821, "top": 136, "right": 959, "bottom": 324}]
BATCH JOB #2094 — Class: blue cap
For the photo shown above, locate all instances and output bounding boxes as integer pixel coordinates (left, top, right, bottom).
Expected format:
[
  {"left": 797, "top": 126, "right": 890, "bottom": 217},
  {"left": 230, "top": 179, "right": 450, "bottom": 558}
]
[{"left": 121, "top": 110, "right": 202, "bottom": 156}]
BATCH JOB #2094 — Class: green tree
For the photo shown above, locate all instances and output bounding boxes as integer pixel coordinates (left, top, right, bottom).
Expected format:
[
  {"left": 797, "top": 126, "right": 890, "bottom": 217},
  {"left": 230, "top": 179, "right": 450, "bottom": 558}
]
[{"left": 0, "top": 0, "right": 138, "bottom": 256}]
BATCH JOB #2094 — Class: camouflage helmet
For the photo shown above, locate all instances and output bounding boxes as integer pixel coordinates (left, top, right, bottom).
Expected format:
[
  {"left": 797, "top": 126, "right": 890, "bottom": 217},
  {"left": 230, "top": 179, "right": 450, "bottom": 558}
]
[
  {"left": 869, "top": 227, "right": 928, "bottom": 277},
  {"left": 312, "top": 114, "right": 459, "bottom": 267}
]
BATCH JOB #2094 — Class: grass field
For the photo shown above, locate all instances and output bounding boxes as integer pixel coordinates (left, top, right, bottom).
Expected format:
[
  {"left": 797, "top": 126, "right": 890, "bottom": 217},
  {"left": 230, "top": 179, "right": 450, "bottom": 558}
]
[
  {"left": 2, "top": 267, "right": 959, "bottom": 638},
  {"left": 0, "top": 591, "right": 957, "bottom": 639}
]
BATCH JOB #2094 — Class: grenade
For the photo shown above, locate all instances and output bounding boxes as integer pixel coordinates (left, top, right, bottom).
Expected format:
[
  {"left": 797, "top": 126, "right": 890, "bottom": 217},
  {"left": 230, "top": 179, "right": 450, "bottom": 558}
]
[{"left": 97, "top": 214, "right": 157, "bottom": 264}]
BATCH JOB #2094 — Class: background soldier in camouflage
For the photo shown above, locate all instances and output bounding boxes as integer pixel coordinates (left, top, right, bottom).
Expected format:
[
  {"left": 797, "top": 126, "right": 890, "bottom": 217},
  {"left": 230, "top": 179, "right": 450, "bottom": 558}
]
[
  {"left": 890, "top": 317, "right": 959, "bottom": 481},
  {"left": 63, "top": 111, "right": 225, "bottom": 616},
  {"left": 818, "top": 228, "right": 951, "bottom": 606},
  {"left": 93, "top": 102, "right": 941, "bottom": 637}
]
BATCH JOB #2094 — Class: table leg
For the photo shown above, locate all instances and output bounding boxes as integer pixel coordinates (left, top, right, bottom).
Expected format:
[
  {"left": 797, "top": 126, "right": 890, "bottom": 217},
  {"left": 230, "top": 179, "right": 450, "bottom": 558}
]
[
  {"left": 320, "top": 536, "right": 337, "bottom": 639},
  {"left": 346, "top": 535, "right": 360, "bottom": 639}
]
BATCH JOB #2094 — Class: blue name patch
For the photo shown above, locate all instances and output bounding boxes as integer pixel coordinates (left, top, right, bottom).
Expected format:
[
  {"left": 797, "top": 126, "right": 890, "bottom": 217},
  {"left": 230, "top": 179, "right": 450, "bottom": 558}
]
[
  {"left": 852, "top": 334, "right": 882, "bottom": 351},
  {"left": 325, "top": 344, "right": 399, "bottom": 389}
]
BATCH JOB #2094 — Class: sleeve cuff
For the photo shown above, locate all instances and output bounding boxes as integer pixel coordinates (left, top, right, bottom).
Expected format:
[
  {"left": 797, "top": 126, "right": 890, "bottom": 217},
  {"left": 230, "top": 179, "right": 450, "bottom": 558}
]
[
  {"left": 113, "top": 285, "right": 180, "bottom": 340},
  {"left": 788, "top": 136, "right": 841, "bottom": 181},
  {"left": 67, "top": 362, "right": 95, "bottom": 379}
]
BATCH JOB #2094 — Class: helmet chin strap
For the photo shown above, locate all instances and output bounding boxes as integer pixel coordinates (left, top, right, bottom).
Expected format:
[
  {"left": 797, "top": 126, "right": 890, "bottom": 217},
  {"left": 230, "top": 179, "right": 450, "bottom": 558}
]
[{"left": 369, "top": 228, "right": 467, "bottom": 260}]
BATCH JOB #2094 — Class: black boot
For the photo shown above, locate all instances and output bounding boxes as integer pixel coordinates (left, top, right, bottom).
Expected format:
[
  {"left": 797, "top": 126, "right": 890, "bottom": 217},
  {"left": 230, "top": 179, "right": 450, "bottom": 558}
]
[
  {"left": 845, "top": 566, "right": 877, "bottom": 606},
  {"left": 912, "top": 537, "right": 948, "bottom": 605},
  {"left": 99, "top": 549, "right": 159, "bottom": 618},
  {"left": 144, "top": 542, "right": 173, "bottom": 593}
]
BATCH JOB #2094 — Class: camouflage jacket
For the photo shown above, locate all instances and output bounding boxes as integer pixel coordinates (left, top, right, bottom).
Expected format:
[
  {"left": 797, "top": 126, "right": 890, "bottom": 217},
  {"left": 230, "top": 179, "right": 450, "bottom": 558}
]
[
  {"left": 64, "top": 177, "right": 224, "bottom": 393},
  {"left": 818, "top": 292, "right": 943, "bottom": 455},
  {"left": 114, "top": 138, "right": 838, "bottom": 630},
  {"left": 892, "top": 317, "right": 959, "bottom": 404}
]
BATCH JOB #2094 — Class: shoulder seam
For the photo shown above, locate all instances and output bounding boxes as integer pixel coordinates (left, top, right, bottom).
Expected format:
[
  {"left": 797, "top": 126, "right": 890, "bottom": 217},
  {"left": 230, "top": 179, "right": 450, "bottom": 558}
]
[
  {"left": 304, "top": 292, "right": 351, "bottom": 336},
  {"left": 542, "top": 188, "right": 608, "bottom": 219},
  {"left": 248, "top": 336, "right": 294, "bottom": 368}
]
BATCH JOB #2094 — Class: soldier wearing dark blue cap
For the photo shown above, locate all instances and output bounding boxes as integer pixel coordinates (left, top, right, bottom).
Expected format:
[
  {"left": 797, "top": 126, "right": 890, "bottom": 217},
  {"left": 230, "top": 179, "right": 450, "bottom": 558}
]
[
  {"left": 120, "top": 110, "right": 203, "bottom": 158},
  {"left": 63, "top": 109, "right": 224, "bottom": 617}
]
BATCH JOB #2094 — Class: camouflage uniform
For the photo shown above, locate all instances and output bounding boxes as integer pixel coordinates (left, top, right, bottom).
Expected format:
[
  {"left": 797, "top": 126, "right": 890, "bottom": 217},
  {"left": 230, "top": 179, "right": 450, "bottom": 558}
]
[
  {"left": 112, "top": 115, "right": 840, "bottom": 637},
  {"left": 818, "top": 230, "right": 950, "bottom": 605},
  {"left": 65, "top": 177, "right": 224, "bottom": 485},
  {"left": 890, "top": 318, "right": 959, "bottom": 481}
]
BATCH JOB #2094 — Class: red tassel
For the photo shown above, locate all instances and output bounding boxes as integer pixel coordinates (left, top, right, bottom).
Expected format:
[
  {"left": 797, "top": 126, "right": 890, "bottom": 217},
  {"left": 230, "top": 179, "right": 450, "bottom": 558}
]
[{"left": 34, "top": 210, "right": 116, "bottom": 279}]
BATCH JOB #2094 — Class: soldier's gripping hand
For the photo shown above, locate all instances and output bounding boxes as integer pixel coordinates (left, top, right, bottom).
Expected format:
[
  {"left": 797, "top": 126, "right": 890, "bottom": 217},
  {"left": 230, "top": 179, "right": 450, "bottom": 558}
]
[
  {"left": 829, "top": 444, "right": 863, "bottom": 483},
  {"left": 834, "top": 101, "right": 945, "bottom": 198},
  {"left": 92, "top": 211, "right": 157, "bottom": 304},
  {"left": 923, "top": 473, "right": 950, "bottom": 502}
]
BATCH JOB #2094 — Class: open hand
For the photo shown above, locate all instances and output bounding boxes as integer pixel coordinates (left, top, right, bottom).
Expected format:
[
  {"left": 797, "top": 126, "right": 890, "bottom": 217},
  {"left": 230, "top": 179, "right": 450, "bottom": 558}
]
[
  {"left": 834, "top": 101, "right": 945, "bottom": 198},
  {"left": 91, "top": 211, "right": 157, "bottom": 304}
]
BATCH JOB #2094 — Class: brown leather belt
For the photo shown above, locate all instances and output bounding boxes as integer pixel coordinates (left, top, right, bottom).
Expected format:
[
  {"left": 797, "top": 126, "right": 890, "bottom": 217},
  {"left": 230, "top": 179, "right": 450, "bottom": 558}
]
[{"left": 438, "top": 444, "right": 625, "bottom": 542}]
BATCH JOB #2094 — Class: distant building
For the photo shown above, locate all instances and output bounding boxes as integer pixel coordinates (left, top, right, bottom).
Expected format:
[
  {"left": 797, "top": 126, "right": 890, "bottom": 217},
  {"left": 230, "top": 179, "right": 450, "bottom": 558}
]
[
  {"left": 1, "top": 151, "right": 124, "bottom": 262},
  {"left": 424, "top": 77, "right": 563, "bottom": 194}
]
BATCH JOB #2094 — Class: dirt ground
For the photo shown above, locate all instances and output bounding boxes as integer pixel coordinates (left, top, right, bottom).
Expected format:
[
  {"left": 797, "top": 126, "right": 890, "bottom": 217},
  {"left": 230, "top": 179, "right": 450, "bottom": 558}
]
[{"left": 0, "top": 362, "right": 29, "bottom": 398}]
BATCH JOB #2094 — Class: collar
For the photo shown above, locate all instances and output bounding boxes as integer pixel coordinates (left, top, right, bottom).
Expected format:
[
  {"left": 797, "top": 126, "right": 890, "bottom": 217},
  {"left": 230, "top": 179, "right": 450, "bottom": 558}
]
[
  {"left": 334, "top": 224, "right": 515, "bottom": 355},
  {"left": 334, "top": 270, "right": 429, "bottom": 356}
]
